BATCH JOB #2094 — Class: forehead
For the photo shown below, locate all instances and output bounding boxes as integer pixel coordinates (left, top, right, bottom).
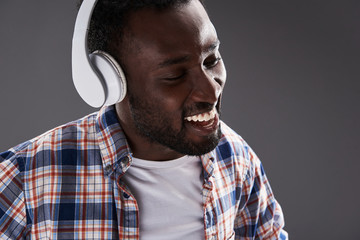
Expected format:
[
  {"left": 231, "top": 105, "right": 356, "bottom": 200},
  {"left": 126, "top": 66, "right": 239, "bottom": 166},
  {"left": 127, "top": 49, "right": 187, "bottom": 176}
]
[{"left": 123, "top": 0, "right": 217, "bottom": 59}]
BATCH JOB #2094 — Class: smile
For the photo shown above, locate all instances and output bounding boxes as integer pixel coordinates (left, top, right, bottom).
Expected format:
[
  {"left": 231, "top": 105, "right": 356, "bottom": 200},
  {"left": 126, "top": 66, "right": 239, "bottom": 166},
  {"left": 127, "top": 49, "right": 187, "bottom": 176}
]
[{"left": 184, "top": 108, "right": 216, "bottom": 122}]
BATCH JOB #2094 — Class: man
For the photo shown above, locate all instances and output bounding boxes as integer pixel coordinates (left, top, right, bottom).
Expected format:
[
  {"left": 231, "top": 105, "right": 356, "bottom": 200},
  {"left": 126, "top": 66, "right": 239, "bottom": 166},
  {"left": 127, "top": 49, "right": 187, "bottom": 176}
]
[{"left": 0, "top": 0, "right": 287, "bottom": 239}]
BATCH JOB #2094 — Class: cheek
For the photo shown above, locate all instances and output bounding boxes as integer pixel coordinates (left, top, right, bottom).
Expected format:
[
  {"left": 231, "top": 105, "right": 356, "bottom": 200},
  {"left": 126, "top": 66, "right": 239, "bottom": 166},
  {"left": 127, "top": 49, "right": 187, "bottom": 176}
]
[
  {"left": 128, "top": 73, "right": 192, "bottom": 114},
  {"left": 154, "top": 84, "right": 192, "bottom": 110}
]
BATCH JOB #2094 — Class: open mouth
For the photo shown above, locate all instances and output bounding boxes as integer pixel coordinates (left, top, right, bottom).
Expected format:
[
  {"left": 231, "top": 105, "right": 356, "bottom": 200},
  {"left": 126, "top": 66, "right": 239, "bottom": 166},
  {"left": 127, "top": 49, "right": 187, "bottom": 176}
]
[
  {"left": 184, "top": 108, "right": 216, "bottom": 122},
  {"left": 183, "top": 108, "right": 219, "bottom": 136}
]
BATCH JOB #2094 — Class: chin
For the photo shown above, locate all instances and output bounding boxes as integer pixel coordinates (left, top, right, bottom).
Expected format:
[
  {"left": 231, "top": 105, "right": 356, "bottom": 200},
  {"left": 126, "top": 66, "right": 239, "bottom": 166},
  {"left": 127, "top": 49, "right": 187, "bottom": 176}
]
[{"left": 174, "top": 127, "right": 222, "bottom": 156}]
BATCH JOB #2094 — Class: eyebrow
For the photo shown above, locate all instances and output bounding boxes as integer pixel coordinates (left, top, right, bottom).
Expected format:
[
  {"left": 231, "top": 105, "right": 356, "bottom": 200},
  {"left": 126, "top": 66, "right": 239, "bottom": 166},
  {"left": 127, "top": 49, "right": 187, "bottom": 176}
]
[
  {"left": 157, "top": 39, "right": 221, "bottom": 69},
  {"left": 205, "top": 39, "right": 221, "bottom": 54},
  {"left": 158, "top": 55, "right": 191, "bottom": 69}
]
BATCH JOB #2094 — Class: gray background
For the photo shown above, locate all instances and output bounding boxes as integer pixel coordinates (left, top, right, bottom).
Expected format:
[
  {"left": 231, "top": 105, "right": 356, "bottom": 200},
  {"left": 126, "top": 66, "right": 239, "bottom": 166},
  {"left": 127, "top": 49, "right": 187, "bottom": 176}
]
[{"left": 1, "top": 1, "right": 359, "bottom": 239}]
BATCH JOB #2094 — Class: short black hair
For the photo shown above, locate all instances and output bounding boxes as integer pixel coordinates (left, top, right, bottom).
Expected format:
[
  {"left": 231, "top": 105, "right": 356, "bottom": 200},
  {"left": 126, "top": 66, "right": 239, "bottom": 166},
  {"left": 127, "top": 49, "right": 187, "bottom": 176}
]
[{"left": 76, "top": 0, "right": 204, "bottom": 57}]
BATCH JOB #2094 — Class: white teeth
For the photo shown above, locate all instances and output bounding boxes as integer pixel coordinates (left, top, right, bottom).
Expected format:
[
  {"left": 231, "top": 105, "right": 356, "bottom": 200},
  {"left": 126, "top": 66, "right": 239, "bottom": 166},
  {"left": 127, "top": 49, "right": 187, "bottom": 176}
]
[{"left": 185, "top": 108, "right": 216, "bottom": 122}]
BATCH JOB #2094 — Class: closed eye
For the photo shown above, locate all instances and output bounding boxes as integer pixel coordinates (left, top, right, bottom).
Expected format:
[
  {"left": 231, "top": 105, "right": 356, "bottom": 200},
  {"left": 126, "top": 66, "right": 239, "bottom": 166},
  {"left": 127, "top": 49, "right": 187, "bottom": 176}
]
[
  {"left": 204, "top": 57, "right": 222, "bottom": 69},
  {"left": 163, "top": 72, "right": 186, "bottom": 81}
]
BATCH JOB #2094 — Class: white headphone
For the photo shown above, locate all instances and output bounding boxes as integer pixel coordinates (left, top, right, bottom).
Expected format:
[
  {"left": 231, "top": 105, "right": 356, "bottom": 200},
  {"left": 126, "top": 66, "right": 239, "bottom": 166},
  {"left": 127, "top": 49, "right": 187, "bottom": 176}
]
[{"left": 72, "top": 0, "right": 127, "bottom": 108}]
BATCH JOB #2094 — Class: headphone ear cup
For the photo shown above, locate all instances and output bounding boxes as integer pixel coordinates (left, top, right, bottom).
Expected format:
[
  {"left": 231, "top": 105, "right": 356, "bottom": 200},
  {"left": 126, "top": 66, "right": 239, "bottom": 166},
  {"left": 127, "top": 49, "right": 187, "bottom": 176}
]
[{"left": 89, "top": 50, "right": 127, "bottom": 105}]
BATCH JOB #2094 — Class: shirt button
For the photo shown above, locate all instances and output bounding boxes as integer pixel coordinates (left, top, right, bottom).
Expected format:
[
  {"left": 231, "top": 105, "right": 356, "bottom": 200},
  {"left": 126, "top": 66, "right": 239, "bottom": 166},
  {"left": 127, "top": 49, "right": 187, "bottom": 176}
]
[
  {"left": 105, "top": 165, "right": 112, "bottom": 172},
  {"left": 121, "top": 156, "right": 130, "bottom": 169},
  {"left": 123, "top": 192, "right": 130, "bottom": 199}
]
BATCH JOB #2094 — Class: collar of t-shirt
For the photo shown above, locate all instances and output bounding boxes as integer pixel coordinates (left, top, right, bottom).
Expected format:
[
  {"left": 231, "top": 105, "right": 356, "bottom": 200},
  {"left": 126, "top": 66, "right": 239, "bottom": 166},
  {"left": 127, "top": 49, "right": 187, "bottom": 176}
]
[{"left": 122, "top": 155, "right": 205, "bottom": 240}]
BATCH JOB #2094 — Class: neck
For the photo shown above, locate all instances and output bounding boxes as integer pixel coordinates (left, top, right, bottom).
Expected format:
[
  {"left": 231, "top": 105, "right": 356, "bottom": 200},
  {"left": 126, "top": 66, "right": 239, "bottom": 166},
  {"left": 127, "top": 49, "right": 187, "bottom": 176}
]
[{"left": 115, "top": 103, "right": 184, "bottom": 161}]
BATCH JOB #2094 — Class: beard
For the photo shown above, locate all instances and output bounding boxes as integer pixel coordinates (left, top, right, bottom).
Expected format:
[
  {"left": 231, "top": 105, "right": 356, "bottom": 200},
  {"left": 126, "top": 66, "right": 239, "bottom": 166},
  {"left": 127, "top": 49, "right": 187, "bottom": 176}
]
[{"left": 128, "top": 92, "right": 222, "bottom": 156}]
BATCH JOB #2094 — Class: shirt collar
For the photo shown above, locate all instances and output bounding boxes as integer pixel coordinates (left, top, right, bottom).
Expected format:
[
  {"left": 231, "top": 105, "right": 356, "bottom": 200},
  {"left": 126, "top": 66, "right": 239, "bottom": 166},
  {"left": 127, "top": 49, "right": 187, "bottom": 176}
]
[
  {"left": 96, "top": 105, "right": 132, "bottom": 177},
  {"left": 200, "top": 122, "right": 227, "bottom": 180},
  {"left": 201, "top": 150, "right": 216, "bottom": 180}
]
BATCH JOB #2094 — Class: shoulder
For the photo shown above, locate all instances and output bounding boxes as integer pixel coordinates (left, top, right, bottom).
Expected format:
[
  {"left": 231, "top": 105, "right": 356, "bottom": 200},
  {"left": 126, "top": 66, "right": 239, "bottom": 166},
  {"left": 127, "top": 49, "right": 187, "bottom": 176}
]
[
  {"left": 0, "top": 111, "right": 99, "bottom": 171},
  {"left": 217, "top": 122, "right": 249, "bottom": 157},
  {"left": 214, "top": 121, "right": 262, "bottom": 181}
]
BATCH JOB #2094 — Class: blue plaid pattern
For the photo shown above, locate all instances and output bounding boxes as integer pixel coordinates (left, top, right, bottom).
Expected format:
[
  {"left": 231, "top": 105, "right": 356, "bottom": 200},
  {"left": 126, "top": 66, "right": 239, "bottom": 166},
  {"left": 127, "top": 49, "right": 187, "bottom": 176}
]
[{"left": 0, "top": 106, "right": 287, "bottom": 239}]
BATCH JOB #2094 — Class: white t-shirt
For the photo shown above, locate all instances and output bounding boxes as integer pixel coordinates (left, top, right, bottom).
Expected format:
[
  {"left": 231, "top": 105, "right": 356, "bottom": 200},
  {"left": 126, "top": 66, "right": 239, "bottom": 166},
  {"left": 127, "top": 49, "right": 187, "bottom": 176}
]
[{"left": 122, "top": 155, "right": 204, "bottom": 240}]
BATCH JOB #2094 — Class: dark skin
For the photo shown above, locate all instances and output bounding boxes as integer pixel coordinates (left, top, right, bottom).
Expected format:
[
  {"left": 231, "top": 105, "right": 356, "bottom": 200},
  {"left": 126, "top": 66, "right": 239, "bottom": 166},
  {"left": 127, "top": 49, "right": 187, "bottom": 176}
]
[{"left": 115, "top": 0, "right": 227, "bottom": 161}]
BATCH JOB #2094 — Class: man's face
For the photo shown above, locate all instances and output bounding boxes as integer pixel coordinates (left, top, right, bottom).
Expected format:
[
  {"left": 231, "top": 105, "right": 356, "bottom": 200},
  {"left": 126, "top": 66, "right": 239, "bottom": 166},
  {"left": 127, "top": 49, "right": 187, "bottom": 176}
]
[{"left": 116, "top": 0, "right": 226, "bottom": 156}]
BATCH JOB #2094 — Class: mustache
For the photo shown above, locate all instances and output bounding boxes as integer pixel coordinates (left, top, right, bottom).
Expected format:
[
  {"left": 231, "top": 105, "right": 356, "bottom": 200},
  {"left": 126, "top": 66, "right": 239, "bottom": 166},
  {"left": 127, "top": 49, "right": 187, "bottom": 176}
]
[{"left": 183, "top": 102, "right": 221, "bottom": 117}]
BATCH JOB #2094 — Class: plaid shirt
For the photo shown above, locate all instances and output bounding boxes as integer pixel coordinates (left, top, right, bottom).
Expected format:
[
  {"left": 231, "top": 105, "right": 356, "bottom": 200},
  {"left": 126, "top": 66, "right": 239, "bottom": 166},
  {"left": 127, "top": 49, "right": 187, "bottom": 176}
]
[{"left": 0, "top": 106, "right": 287, "bottom": 239}]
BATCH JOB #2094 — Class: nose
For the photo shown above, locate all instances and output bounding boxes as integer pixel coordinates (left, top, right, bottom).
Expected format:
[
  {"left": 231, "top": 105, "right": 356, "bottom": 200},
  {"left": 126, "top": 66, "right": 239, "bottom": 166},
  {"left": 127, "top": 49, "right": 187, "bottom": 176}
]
[{"left": 189, "top": 69, "right": 223, "bottom": 105}]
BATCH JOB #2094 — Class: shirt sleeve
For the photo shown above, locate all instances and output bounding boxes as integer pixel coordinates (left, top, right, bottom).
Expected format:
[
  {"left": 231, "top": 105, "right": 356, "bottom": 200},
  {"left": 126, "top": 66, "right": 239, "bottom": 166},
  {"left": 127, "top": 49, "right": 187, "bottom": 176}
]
[
  {"left": 234, "top": 152, "right": 288, "bottom": 239},
  {"left": 0, "top": 151, "right": 27, "bottom": 239}
]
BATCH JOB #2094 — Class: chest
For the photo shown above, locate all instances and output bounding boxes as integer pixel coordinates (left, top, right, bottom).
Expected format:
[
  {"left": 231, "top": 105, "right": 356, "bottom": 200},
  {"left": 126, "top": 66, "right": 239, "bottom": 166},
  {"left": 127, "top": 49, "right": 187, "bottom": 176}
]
[{"left": 24, "top": 162, "right": 239, "bottom": 239}]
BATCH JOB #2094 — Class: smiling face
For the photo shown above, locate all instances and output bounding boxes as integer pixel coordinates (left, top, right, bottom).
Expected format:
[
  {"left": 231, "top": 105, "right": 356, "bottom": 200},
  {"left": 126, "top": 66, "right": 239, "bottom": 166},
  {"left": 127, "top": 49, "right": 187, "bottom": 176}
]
[{"left": 115, "top": 0, "right": 226, "bottom": 160}]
